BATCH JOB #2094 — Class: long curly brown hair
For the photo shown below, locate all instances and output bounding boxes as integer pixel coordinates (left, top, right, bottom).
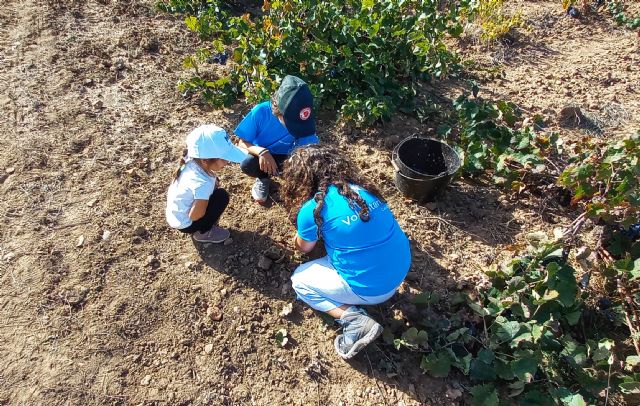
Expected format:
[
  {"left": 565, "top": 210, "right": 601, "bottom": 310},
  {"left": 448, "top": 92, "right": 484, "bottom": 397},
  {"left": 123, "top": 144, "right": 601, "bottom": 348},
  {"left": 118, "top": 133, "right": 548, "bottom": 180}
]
[{"left": 281, "top": 144, "right": 385, "bottom": 230}]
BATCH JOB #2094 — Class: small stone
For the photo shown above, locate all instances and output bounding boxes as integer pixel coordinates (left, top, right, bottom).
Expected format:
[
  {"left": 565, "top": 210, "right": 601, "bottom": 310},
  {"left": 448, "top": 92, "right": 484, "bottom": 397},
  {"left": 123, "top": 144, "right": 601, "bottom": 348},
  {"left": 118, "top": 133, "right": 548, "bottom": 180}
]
[
  {"left": 424, "top": 202, "right": 437, "bottom": 211},
  {"left": 558, "top": 106, "right": 585, "bottom": 127},
  {"left": 102, "top": 230, "right": 111, "bottom": 241},
  {"left": 498, "top": 195, "right": 510, "bottom": 205},
  {"left": 86, "top": 198, "right": 97, "bottom": 207},
  {"left": 3, "top": 252, "right": 16, "bottom": 261},
  {"left": 281, "top": 282, "right": 291, "bottom": 295},
  {"left": 279, "top": 303, "right": 293, "bottom": 317},
  {"left": 5, "top": 167, "right": 15, "bottom": 174},
  {"left": 185, "top": 262, "right": 195, "bottom": 270},
  {"left": 263, "top": 246, "right": 283, "bottom": 260},
  {"left": 147, "top": 255, "right": 160, "bottom": 269},
  {"left": 257, "top": 255, "right": 273, "bottom": 271},
  {"left": 206, "top": 306, "right": 223, "bottom": 322},
  {"left": 83, "top": 78, "right": 94, "bottom": 86},
  {"left": 114, "top": 59, "right": 126, "bottom": 71},
  {"left": 140, "top": 375, "right": 151, "bottom": 386},
  {"left": 133, "top": 226, "right": 148, "bottom": 237},
  {"left": 93, "top": 100, "right": 104, "bottom": 109},
  {"left": 77, "top": 235, "right": 85, "bottom": 247},
  {"left": 445, "top": 387, "right": 462, "bottom": 399},
  {"left": 575, "top": 246, "right": 591, "bottom": 261},
  {"left": 223, "top": 238, "right": 233, "bottom": 246},
  {"left": 233, "top": 306, "right": 239, "bottom": 313},
  {"left": 220, "top": 288, "right": 228, "bottom": 296},
  {"left": 66, "top": 286, "right": 89, "bottom": 306},
  {"left": 204, "top": 343, "right": 214, "bottom": 354}
]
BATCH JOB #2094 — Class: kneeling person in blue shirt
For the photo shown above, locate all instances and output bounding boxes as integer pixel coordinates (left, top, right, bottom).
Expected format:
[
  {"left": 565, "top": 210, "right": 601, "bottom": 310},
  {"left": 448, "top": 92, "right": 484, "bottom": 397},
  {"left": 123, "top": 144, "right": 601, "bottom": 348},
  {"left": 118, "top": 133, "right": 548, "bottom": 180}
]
[
  {"left": 235, "top": 75, "right": 318, "bottom": 204},
  {"left": 282, "top": 145, "right": 411, "bottom": 359}
]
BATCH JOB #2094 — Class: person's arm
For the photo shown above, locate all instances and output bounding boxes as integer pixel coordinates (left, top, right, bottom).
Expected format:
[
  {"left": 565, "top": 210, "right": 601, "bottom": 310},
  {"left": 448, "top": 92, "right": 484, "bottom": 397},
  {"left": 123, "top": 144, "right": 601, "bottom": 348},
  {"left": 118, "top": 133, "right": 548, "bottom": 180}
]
[
  {"left": 293, "top": 233, "right": 317, "bottom": 253},
  {"left": 237, "top": 139, "right": 279, "bottom": 176},
  {"left": 189, "top": 199, "right": 209, "bottom": 221}
]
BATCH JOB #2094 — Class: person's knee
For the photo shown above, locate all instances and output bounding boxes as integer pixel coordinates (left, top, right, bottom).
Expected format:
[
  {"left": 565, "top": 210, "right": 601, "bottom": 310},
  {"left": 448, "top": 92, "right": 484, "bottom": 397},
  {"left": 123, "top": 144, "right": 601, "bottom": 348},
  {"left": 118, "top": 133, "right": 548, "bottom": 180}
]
[
  {"left": 214, "top": 188, "right": 230, "bottom": 206},
  {"left": 290, "top": 266, "right": 311, "bottom": 296},
  {"left": 240, "top": 155, "right": 259, "bottom": 176}
]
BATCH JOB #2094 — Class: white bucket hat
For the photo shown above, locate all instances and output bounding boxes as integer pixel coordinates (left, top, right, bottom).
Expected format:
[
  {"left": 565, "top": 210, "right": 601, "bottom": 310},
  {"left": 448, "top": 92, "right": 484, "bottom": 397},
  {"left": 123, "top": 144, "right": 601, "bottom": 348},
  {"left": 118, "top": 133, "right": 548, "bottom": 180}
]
[{"left": 186, "top": 125, "right": 248, "bottom": 163}]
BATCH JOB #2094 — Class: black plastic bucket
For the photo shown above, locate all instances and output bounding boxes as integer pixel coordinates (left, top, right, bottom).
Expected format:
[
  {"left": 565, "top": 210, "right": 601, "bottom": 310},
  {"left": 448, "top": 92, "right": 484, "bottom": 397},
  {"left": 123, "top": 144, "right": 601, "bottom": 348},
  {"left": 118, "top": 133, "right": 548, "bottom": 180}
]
[
  {"left": 392, "top": 137, "right": 461, "bottom": 179},
  {"left": 392, "top": 137, "right": 460, "bottom": 202}
]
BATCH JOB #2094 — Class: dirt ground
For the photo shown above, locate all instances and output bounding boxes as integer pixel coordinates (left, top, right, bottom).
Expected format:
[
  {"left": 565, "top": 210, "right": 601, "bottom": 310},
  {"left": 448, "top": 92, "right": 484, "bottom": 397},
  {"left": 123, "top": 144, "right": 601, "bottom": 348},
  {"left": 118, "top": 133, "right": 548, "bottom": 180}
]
[{"left": 0, "top": 0, "right": 638, "bottom": 405}]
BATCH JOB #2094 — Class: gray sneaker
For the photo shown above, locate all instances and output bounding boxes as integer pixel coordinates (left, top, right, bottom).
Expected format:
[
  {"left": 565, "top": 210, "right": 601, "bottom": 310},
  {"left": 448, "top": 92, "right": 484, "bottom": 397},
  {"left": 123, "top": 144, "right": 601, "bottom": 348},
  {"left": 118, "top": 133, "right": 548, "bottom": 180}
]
[
  {"left": 192, "top": 225, "right": 230, "bottom": 243},
  {"left": 334, "top": 307, "right": 383, "bottom": 359},
  {"left": 251, "top": 178, "right": 270, "bottom": 204}
]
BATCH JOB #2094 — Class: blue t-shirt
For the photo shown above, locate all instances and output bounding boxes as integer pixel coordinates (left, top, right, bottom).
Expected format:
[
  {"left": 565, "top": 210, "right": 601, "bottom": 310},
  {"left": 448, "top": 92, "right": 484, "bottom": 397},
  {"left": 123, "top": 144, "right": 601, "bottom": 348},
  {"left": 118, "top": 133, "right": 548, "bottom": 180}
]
[
  {"left": 234, "top": 101, "right": 319, "bottom": 155},
  {"left": 297, "top": 185, "right": 411, "bottom": 296}
]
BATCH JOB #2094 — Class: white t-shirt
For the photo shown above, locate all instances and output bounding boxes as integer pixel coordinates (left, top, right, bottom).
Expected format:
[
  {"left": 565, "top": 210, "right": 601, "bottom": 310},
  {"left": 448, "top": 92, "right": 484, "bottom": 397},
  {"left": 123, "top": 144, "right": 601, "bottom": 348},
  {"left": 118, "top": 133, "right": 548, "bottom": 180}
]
[{"left": 166, "top": 160, "right": 216, "bottom": 229}]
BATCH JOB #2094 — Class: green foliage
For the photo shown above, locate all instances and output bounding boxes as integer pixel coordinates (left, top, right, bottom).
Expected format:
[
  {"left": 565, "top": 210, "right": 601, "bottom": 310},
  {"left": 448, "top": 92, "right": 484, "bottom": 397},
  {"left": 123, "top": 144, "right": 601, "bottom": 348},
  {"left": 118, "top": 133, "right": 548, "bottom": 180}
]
[
  {"left": 440, "top": 95, "right": 554, "bottom": 191},
  {"left": 470, "top": 383, "right": 499, "bottom": 406},
  {"left": 607, "top": 1, "right": 640, "bottom": 30},
  {"left": 165, "top": 0, "right": 470, "bottom": 124},
  {"left": 392, "top": 240, "right": 639, "bottom": 403},
  {"left": 156, "top": 0, "right": 221, "bottom": 14},
  {"left": 557, "top": 132, "right": 640, "bottom": 227}
]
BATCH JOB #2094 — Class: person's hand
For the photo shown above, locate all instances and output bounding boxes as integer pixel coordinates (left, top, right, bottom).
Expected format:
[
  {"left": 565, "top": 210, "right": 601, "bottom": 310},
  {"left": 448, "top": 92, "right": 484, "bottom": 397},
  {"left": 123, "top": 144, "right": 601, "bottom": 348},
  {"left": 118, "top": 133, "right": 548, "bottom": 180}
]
[{"left": 258, "top": 150, "right": 279, "bottom": 176}]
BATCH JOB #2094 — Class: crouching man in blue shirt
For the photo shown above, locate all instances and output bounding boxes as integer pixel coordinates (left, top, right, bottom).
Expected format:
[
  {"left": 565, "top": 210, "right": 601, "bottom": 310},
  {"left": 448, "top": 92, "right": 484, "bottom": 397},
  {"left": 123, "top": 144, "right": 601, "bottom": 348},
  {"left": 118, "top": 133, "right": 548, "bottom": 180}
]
[
  {"left": 235, "top": 75, "right": 319, "bottom": 205},
  {"left": 281, "top": 145, "right": 411, "bottom": 359}
]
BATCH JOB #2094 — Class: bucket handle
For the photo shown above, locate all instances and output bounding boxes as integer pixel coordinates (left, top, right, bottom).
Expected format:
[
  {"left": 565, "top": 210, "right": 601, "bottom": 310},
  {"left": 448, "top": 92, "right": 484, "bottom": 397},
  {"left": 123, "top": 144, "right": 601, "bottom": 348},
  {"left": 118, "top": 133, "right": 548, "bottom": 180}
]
[{"left": 391, "top": 157, "right": 400, "bottom": 172}]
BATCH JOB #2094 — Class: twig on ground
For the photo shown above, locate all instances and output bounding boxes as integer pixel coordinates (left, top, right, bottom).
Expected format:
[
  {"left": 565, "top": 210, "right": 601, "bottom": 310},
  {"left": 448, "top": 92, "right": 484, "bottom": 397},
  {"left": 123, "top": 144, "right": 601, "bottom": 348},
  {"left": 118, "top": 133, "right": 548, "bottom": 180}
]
[
  {"left": 365, "top": 350, "right": 390, "bottom": 406},
  {"left": 562, "top": 212, "right": 587, "bottom": 241},
  {"left": 605, "top": 357, "right": 612, "bottom": 406},
  {"left": 618, "top": 278, "right": 640, "bottom": 356}
]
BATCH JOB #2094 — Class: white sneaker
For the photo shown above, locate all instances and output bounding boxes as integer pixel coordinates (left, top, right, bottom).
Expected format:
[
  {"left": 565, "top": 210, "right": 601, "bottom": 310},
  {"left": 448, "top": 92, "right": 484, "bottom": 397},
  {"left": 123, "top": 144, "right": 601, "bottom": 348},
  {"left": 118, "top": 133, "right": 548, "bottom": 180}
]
[{"left": 251, "top": 178, "right": 270, "bottom": 204}]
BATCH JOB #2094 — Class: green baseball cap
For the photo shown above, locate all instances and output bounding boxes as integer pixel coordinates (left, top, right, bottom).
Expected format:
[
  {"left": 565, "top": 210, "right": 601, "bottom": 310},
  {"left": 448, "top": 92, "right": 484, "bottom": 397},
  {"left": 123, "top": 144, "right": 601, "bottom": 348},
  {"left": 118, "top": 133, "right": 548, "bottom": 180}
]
[{"left": 275, "top": 75, "right": 316, "bottom": 138}]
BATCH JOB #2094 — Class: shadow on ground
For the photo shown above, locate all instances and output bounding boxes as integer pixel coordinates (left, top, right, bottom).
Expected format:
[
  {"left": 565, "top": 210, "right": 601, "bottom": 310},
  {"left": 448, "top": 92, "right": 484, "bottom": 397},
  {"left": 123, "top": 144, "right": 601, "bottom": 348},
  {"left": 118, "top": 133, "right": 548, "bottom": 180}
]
[{"left": 194, "top": 229, "right": 463, "bottom": 404}]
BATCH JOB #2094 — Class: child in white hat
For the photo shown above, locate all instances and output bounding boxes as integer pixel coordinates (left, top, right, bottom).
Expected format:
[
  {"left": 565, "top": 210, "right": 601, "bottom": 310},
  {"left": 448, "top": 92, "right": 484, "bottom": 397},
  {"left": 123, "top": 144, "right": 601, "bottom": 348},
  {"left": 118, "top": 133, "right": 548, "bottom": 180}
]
[{"left": 166, "top": 125, "right": 248, "bottom": 243}]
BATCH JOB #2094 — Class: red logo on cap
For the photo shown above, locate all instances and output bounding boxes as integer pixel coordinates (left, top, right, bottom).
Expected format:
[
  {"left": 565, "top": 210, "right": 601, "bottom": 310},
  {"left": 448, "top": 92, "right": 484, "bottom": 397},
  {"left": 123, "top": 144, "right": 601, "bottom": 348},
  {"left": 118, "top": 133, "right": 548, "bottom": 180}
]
[{"left": 299, "top": 107, "right": 311, "bottom": 121}]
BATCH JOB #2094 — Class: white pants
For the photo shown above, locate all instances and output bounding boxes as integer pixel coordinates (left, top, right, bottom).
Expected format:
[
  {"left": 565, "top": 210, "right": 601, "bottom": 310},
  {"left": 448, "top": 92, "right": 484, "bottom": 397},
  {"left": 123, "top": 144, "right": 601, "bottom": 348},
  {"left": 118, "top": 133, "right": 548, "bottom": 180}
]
[{"left": 290, "top": 256, "right": 398, "bottom": 312}]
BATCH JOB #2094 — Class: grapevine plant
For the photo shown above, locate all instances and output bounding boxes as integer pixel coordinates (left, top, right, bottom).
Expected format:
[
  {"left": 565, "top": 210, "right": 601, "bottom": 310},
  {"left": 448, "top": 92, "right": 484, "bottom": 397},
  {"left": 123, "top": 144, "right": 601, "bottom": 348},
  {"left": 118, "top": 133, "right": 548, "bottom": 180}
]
[
  {"left": 438, "top": 94, "right": 557, "bottom": 192},
  {"left": 558, "top": 132, "right": 640, "bottom": 228},
  {"left": 392, "top": 240, "right": 640, "bottom": 404},
  {"left": 165, "top": 0, "right": 472, "bottom": 124},
  {"left": 607, "top": 0, "right": 640, "bottom": 30}
]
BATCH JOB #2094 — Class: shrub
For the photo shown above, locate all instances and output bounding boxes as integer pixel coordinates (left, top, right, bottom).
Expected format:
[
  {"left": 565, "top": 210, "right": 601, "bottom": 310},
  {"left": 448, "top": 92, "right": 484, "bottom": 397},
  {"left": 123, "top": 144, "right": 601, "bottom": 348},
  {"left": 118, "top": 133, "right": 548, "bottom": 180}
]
[
  {"left": 170, "top": 0, "right": 470, "bottom": 124},
  {"left": 393, "top": 239, "right": 640, "bottom": 404},
  {"left": 468, "top": 0, "right": 524, "bottom": 42},
  {"left": 557, "top": 132, "right": 640, "bottom": 228},
  {"left": 438, "top": 94, "right": 555, "bottom": 191}
]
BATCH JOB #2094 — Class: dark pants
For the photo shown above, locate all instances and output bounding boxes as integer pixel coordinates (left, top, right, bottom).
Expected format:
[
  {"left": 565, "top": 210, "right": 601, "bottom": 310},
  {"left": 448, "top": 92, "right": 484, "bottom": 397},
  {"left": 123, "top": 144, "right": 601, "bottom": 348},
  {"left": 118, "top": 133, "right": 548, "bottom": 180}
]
[
  {"left": 179, "top": 188, "right": 230, "bottom": 234},
  {"left": 240, "top": 153, "right": 289, "bottom": 179}
]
